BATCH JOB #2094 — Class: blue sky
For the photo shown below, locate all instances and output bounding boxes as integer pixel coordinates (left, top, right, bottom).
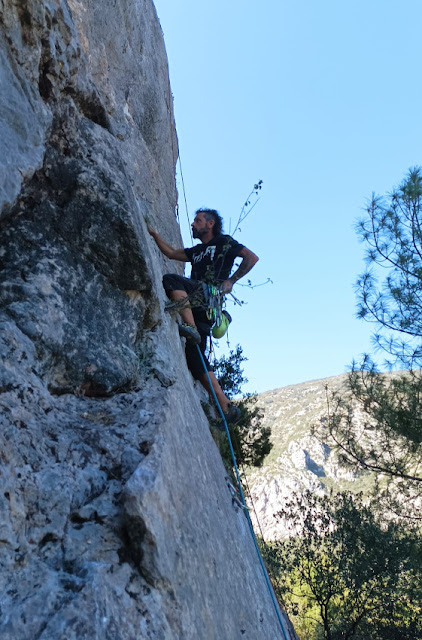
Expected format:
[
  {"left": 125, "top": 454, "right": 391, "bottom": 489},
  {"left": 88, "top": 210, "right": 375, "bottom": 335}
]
[{"left": 153, "top": 0, "right": 422, "bottom": 393}]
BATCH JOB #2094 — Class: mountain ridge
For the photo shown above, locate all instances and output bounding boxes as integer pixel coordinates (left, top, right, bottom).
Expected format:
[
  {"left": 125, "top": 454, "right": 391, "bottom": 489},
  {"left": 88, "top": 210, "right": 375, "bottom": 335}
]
[{"left": 246, "top": 370, "right": 378, "bottom": 539}]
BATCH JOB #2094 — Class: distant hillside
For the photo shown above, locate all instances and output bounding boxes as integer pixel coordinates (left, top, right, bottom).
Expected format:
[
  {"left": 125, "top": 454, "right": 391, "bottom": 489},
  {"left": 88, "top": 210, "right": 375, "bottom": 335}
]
[{"left": 246, "top": 373, "right": 378, "bottom": 539}]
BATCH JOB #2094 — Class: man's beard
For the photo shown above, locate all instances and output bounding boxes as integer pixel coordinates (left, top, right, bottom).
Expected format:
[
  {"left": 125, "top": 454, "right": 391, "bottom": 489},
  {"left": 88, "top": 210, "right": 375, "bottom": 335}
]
[{"left": 192, "top": 227, "right": 206, "bottom": 239}]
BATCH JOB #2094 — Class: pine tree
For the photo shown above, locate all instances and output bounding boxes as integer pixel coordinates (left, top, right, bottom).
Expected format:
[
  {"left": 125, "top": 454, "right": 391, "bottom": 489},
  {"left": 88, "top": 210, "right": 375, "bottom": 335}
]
[{"left": 320, "top": 168, "right": 422, "bottom": 519}]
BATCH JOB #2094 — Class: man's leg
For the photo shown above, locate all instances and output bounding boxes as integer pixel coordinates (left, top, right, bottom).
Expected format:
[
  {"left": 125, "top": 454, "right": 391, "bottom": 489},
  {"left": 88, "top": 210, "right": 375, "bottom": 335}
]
[
  {"left": 198, "top": 370, "right": 230, "bottom": 413},
  {"left": 199, "top": 369, "right": 241, "bottom": 427},
  {"left": 165, "top": 275, "right": 241, "bottom": 425},
  {"left": 186, "top": 334, "right": 241, "bottom": 425},
  {"left": 166, "top": 289, "right": 196, "bottom": 327},
  {"left": 185, "top": 333, "right": 229, "bottom": 408},
  {"left": 163, "top": 274, "right": 203, "bottom": 343},
  {"left": 163, "top": 274, "right": 204, "bottom": 326}
]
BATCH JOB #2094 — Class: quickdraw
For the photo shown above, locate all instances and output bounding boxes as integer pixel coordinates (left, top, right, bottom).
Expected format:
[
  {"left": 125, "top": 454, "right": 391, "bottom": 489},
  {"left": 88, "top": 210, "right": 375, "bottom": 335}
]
[{"left": 203, "top": 284, "right": 224, "bottom": 325}]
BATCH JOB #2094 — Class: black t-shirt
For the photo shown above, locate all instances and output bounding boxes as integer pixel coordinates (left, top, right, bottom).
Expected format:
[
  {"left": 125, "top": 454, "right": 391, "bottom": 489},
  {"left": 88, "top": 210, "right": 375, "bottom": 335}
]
[{"left": 184, "top": 234, "right": 244, "bottom": 283}]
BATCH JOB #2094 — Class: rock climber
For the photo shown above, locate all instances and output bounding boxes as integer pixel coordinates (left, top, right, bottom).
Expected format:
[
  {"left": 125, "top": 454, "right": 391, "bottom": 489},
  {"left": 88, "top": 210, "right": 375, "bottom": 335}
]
[{"left": 148, "top": 208, "right": 259, "bottom": 425}]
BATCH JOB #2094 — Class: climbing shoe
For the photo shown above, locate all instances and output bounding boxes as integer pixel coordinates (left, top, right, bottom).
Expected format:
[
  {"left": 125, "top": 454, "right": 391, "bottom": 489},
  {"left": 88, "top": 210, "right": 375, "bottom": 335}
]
[
  {"left": 216, "top": 404, "right": 241, "bottom": 431},
  {"left": 178, "top": 323, "right": 201, "bottom": 345},
  {"left": 225, "top": 404, "right": 241, "bottom": 424}
]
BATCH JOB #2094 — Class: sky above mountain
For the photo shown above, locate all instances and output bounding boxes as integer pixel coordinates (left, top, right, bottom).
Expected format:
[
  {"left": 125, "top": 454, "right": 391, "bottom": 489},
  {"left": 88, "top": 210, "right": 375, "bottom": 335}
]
[{"left": 154, "top": 0, "right": 422, "bottom": 393}]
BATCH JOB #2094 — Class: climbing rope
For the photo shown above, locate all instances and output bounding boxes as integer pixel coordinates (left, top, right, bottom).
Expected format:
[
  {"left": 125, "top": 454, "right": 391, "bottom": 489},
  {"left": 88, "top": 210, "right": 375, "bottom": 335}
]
[
  {"left": 165, "top": 72, "right": 181, "bottom": 225},
  {"left": 165, "top": 66, "right": 286, "bottom": 633},
  {"left": 195, "top": 345, "right": 290, "bottom": 640},
  {"left": 164, "top": 74, "right": 192, "bottom": 241},
  {"left": 231, "top": 430, "right": 287, "bottom": 606},
  {"left": 177, "top": 155, "right": 193, "bottom": 242}
]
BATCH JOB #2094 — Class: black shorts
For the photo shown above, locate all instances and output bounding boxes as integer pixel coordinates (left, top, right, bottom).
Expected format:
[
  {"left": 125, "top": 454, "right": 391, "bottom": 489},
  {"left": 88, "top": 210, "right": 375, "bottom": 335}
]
[
  {"left": 162, "top": 273, "right": 205, "bottom": 309},
  {"left": 163, "top": 273, "right": 213, "bottom": 380}
]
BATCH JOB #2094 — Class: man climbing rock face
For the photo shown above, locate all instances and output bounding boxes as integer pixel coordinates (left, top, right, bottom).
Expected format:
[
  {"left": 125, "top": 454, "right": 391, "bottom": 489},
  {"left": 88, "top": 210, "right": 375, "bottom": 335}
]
[{"left": 148, "top": 208, "right": 258, "bottom": 424}]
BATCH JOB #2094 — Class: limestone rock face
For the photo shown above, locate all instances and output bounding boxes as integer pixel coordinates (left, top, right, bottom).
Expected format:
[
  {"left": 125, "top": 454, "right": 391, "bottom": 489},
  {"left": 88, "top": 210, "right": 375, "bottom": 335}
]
[{"left": 0, "top": 1, "right": 295, "bottom": 638}]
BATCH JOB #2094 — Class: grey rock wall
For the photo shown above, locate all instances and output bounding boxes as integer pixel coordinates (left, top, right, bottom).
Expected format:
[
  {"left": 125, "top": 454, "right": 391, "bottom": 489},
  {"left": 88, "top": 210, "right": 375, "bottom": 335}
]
[{"left": 0, "top": 1, "right": 295, "bottom": 638}]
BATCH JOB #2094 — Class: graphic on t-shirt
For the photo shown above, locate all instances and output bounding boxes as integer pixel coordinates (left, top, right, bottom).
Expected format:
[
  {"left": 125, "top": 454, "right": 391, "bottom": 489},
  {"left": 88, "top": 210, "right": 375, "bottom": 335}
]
[
  {"left": 184, "top": 235, "right": 244, "bottom": 283},
  {"left": 192, "top": 245, "right": 217, "bottom": 264}
]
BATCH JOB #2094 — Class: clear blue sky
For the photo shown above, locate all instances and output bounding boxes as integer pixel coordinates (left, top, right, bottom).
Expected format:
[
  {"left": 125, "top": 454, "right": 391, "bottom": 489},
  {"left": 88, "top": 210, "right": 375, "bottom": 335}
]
[{"left": 153, "top": 0, "right": 422, "bottom": 394}]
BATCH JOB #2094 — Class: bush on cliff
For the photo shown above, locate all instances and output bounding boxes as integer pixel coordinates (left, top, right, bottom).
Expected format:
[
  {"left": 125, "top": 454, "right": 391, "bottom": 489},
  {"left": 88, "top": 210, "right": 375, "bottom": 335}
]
[{"left": 211, "top": 344, "right": 272, "bottom": 469}]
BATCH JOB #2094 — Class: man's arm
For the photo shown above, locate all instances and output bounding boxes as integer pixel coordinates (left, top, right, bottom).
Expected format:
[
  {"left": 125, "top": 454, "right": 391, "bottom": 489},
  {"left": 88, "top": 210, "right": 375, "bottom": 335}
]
[
  {"left": 222, "top": 246, "right": 259, "bottom": 293},
  {"left": 148, "top": 228, "right": 189, "bottom": 262}
]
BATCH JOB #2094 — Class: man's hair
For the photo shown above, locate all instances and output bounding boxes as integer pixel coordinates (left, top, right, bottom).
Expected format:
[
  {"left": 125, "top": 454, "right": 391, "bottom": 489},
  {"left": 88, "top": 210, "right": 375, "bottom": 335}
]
[{"left": 196, "top": 208, "right": 223, "bottom": 237}]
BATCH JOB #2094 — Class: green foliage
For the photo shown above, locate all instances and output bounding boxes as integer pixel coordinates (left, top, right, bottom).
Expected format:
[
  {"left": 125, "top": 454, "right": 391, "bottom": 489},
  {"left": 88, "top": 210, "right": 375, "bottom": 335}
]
[
  {"left": 212, "top": 344, "right": 247, "bottom": 399},
  {"left": 262, "top": 490, "right": 422, "bottom": 640},
  {"left": 318, "top": 168, "right": 422, "bottom": 518},
  {"left": 218, "top": 394, "right": 272, "bottom": 469},
  {"left": 320, "top": 366, "right": 422, "bottom": 519},
  {"left": 212, "top": 345, "right": 273, "bottom": 469},
  {"left": 356, "top": 167, "right": 422, "bottom": 367}
]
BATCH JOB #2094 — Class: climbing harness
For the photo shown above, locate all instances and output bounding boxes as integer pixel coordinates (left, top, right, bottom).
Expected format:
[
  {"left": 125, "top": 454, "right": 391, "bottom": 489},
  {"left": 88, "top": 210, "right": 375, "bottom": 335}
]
[
  {"left": 165, "top": 284, "right": 232, "bottom": 340},
  {"left": 195, "top": 345, "right": 290, "bottom": 640}
]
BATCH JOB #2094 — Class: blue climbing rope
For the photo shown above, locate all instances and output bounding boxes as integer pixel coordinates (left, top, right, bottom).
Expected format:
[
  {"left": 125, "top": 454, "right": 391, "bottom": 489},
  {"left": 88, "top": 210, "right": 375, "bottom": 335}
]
[{"left": 195, "top": 345, "right": 290, "bottom": 640}]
